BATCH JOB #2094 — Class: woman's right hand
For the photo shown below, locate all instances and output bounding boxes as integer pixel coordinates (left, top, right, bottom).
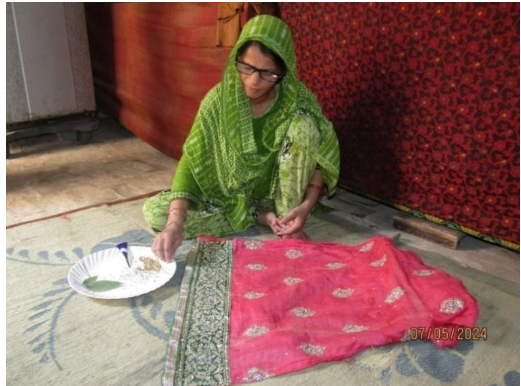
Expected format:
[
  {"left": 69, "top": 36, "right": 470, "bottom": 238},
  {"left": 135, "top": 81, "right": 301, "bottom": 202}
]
[{"left": 152, "top": 222, "right": 184, "bottom": 263}]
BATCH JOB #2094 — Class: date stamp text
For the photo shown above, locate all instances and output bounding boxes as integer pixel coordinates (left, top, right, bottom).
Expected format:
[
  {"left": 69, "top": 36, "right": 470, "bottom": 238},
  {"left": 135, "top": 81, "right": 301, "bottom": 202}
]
[{"left": 409, "top": 327, "right": 488, "bottom": 341}]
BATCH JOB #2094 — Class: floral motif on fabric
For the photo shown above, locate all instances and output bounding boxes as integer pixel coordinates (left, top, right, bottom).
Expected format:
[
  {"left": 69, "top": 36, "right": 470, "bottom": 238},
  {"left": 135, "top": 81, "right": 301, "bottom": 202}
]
[
  {"left": 280, "top": 138, "right": 293, "bottom": 162},
  {"left": 244, "top": 239, "right": 263, "bottom": 250},
  {"left": 413, "top": 269, "right": 435, "bottom": 276},
  {"left": 200, "top": 202, "right": 222, "bottom": 218},
  {"left": 285, "top": 249, "right": 305, "bottom": 259},
  {"left": 385, "top": 287, "right": 405, "bottom": 304},
  {"left": 326, "top": 262, "right": 346, "bottom": 270},
  {"left": 284, "top": 277, "right": 303, "bottom": 285},
  {"left": 359, "top": 241, "right": 374, "bottom": 252},
  {"left": 332, "top": 288, "right": 355, "bottom": 298},
  {"left": 300, "top": 343, "right": 326, "bottom": 356},
  {"left": 370, "top": 255, "right": 387, "bottom": 267},
  {"left": 247, "top": 264, "right": 267, "bottom": 271},
  {"left": 440, "top": 298, "right": 465, "bottom": 314},
  {"left": 243, "top": 325, "right": 270, "bottom": 337},
  {"left": 244, "top": 291, "right": 266, "bottom": 300},
  {"left": 243, "top": 367, "right": 275, "bottom": 383},
  {"left": 343, "top": 324, "right": 369, "bottom": 333},
  {"left": 292, "top": 307, "right": 316, "bottom": 318},
  {"left": 295, "top": 109, "right": 312, "bottom": 116}
]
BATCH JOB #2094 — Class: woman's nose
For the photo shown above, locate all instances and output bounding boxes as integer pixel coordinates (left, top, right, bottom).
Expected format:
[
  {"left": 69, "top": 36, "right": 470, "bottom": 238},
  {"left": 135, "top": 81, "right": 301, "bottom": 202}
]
[{"left": 249, "top": 71, "right": 262, "bottom": 85}]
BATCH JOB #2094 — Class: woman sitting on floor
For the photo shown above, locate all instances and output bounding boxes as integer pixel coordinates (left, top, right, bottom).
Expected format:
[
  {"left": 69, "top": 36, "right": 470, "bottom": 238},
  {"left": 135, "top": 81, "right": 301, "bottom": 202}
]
[{"left": 143, "top": 15, "right": 340, "bottom": 262}]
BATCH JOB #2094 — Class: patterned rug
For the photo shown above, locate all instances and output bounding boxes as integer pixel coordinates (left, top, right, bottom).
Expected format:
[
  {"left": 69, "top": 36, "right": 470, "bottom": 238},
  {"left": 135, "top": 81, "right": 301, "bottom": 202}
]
[{"left": 6, "top": 199, "right": 520, "bottom": 386}]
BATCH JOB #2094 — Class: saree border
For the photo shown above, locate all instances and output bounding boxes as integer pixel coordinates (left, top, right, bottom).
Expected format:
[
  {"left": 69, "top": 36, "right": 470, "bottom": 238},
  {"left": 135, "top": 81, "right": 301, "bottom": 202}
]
[{"left": 163, "top": 239, "right": 233, "bottom": 386}]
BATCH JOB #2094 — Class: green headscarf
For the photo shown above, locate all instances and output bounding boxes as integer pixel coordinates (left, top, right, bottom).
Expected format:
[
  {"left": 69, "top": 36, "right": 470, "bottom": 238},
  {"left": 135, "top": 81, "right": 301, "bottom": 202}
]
[{"left": 181, "top": 15, "right": 340, "bottom": 232}]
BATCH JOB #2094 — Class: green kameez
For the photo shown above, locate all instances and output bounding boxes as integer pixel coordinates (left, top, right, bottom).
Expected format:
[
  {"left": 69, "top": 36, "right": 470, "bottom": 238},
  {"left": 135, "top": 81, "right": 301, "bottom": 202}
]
[{"left": 142, "top": 15, "right": 340, "bottom": 237}]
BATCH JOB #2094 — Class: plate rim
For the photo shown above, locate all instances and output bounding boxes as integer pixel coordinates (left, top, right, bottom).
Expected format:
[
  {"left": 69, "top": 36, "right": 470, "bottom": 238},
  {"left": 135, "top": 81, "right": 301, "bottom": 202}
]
[{"left": 68, "top": 245, "right": 176, "bottom": 299}]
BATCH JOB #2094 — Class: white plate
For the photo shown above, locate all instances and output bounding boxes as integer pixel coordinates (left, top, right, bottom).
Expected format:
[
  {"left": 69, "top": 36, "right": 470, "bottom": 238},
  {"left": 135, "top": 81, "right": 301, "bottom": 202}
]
[{"left": 68, "top": 246, "right": 176, "bottom": 299}]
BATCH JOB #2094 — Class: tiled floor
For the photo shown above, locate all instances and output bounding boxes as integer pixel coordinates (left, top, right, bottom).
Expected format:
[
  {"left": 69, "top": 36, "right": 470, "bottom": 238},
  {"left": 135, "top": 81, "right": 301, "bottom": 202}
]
[{"left": 6, "top": 116, "right": 519, "bottom": 284}]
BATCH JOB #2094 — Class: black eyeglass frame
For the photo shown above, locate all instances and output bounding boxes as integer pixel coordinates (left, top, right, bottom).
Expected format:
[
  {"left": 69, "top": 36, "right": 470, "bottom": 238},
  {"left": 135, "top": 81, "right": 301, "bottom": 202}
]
[{"left": 235, "top": 60, "right": 284, "bottom": 83}]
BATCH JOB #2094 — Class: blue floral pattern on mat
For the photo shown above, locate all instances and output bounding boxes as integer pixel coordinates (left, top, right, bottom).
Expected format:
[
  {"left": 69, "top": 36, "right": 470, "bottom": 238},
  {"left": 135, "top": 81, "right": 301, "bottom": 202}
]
[
  {"left": 13, "top": 229, "right": 191, "bottom": 371},
  {"left": 490, "top": 371, "right": 521, "bottom": 386},
  {"left": 395, "top": 340, "right": 474, "bottom": 382},
  {"left": 7, "top": 246, "right": 83, "bottom": 265},
  {"left": 26, "top": 278, "right": 74, "bottom": 370},
  {"left": 364, "top": 340, "right": 475, "bottom": 384}
]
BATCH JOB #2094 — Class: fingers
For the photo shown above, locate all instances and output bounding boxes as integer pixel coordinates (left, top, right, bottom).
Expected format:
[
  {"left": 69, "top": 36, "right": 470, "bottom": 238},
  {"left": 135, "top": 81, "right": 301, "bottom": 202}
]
[
  {"left": 171, "top": 238, "right": 182, "bottom": 261},
  {"left": 272, "top": 221, "right": 286, "bottom": 232},
  {"left": 152, "top": 234, "right": 164, "bottom": 262},
  {"left": 276, "top": 222, "right": 300, "bottom": 236},
  {"left": 156, "top": 229, "right": 185, "bottom": 263},
  {"left": 277, "top": 215, "right": 292, "bottom": 225},
  {"left": 153, "top": 232, "right": 177, "bottom": 263},
  {"left": 269, "top": 217, "right": 287, "bottom": 235},
  {"left": 164, "top": 236, "right": 183, "bottom": 263},
  {"left": 163, "top": 235, "right": 173, "bottom": 263},
  {"left": 275, "top": 217, "right": 294, "bottom": 228},
  {"left": 276, "top": 217, "right": 303, "bottom": 235},
  {"left": 270, "top": 224, "right": 283, "bottom": 235}
]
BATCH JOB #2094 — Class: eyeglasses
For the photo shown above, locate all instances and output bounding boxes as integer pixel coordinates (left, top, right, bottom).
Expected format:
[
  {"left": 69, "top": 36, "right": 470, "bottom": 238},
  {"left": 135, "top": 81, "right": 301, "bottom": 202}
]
[{"left": 235, "top": 60, "right": 283, "bottom": 83}]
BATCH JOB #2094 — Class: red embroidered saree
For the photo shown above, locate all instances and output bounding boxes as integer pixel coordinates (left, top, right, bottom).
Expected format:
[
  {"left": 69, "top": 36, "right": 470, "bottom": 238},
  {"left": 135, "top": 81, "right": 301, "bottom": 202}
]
[{"left": 163, "top": 236, "right": 479, "bottom": 385}]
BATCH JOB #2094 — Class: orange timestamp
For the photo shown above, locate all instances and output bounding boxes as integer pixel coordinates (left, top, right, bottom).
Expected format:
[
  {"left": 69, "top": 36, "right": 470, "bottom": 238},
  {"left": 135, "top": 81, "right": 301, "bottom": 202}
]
[{"left": 409, "top": 326, "right": 488, "bottom": 341}]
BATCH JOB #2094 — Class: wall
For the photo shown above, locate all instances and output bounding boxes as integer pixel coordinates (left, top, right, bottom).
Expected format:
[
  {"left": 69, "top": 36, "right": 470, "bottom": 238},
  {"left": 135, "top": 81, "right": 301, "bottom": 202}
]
[
  {"left": 280, "top": 3, "right": 519, "bottom": 247},
  {"left": 85, "top": 3, "right": 230, "bottom": 158}
]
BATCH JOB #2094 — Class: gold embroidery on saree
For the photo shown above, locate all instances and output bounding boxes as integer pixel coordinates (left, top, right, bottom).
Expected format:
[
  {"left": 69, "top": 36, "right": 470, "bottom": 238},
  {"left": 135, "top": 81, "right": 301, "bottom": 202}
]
[
  {"left": 300, "top": 343, "right": 326, "bottom": 356},
  {"left": 359, "top": 241, "right": 374, "bottom": 252},
  {"left": 244, "top": 291, "right": 266, "bottom": 299},
  {"left": 440, "top": 298, "right": 465, "bottom": 314},
  {"left": 326, "top": 262, "right": 346, "bottom": 270},
  {"left": 413, "top": 269, "right": 435, "bottom": 276},
  {"left": 385, "top": 287, "right": 405, "bottom": 304},
  {"left": 245, "top": 239, "right": 263, "bottom": 250},
  {"left": 343, "top": 324, "right": 369, "bottom": 333},
  {"left": 285, "top": 249, "right": 304, "bottom": 259},
  {"left": 370, "top": 255, "right": 387, "bottom": 267},
  {"left": 284, "top": 277, "right": 303, "bottom": 285},
  {"left": 247, "top": 264, "right": 267, "bottom": 271},
  {"left": 292, "top": 307, "right": 316, "bottom": 317},
  {"left": 332, "top": 288, "right": 355, "bottom": 298},
  {"left": 243, "top": 325, "right": 270, "bottom": 337}
]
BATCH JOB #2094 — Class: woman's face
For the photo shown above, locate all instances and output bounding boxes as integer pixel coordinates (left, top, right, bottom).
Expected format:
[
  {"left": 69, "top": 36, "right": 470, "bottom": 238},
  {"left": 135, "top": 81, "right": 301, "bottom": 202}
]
[{"left": 237, "top": 44, "right": 281, "bottom": 101}]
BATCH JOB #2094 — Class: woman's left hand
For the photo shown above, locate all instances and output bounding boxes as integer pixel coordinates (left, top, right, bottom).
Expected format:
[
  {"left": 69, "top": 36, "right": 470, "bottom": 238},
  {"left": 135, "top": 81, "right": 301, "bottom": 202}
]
[{"left": 276, "top": 205, "right": 310, "bottom": 237}]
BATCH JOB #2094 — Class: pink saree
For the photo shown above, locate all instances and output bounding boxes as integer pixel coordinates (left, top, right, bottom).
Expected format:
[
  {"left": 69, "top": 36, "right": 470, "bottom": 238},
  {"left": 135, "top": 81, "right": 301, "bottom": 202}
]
[{"left": 163, "top": 236, "right": 479, "bottom": 385}]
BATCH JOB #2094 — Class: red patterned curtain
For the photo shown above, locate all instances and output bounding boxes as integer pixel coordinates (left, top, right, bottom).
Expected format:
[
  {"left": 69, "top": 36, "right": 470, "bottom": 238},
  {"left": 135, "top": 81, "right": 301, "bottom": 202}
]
[{"left": 280, "top": 3, "right": 519, "bottom": 248}]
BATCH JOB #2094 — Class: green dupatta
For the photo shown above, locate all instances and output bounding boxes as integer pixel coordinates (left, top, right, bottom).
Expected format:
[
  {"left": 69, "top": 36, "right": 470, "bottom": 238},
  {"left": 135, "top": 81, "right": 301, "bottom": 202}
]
[{"left": 175, "top": 15, "right": 340, "bottom": 232}]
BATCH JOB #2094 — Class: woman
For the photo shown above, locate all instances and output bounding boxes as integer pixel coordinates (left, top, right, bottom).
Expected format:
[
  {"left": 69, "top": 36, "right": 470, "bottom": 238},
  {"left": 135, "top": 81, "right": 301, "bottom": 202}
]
[{"left": 144, "top": 15, "right": 340, "bottom": 262}]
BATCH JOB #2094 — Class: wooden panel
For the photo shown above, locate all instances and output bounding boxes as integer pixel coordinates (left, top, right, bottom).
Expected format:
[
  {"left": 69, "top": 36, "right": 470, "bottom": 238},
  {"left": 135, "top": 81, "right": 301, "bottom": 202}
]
[
  {"left": 85, "top": 3, "right": 231, "bottom": 160},
  {"left": 393, "top": 213, "right": 465, "bottom": 249}
]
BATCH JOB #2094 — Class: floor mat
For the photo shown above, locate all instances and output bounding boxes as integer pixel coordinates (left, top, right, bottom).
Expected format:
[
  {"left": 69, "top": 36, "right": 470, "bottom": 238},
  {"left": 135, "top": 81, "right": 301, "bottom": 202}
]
[{"left": 6, "top": 199, "right": 519, "bottom": 386}]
